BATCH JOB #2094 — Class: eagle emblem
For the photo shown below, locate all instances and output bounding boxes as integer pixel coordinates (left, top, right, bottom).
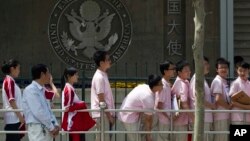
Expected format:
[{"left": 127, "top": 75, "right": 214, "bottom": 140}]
[{"left": 61, "top": 0, "right": 118, "bottom": 59}]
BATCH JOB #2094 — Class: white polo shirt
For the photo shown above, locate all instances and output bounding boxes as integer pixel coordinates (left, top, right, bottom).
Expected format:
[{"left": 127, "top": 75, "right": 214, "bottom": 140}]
[
  {"left": 211, "top": 75, "right": 230, "bottom": 121},
  {"left": 189, "top": 74, "right": 213, "bottom": 123},
  {"left": 171, "top": 76, "right": 190, "bottom": 126},
  {"left": 91, "top": 69, "right": 115, "bottom": 118},
  {"left": 2, "top": 75, "right": 22, "bottom": 124},
  {"left": 155, "top": 78, "right": 172, "bottom": 124},
  {"left": 229, "top": 77, "right": 250, "bottom": 122},
  {"left": 118, "top": 84, "right": 155, "bottom": 123}
]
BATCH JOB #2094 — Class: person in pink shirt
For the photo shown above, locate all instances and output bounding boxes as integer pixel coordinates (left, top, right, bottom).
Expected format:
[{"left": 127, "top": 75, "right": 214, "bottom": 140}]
[
  {"left": 171, "top": 60, "right": 194, "bottom": 141},
  {"left": 91, "top": 51, "right": 115, "bottom": 141},
  {"left": 211, "top": 58, "right": 231, "bottom": 141},
  {"left": 119, "top": 74, "right": 163, "bottom": 141},
  {"left": 155, "top": 60, "right": 175, "bottom": 141},
  {"left": 189, "top": 57, "right": 215, "bottom": 141},
  {"left": 229, "top": 62, "right": 250, "bottom": 124}
]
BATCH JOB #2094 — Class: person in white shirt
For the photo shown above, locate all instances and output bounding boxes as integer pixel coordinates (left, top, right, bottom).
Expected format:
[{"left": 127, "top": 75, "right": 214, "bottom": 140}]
[
  {"left": 22, "top": 64, "right": 60, "bottom": 141},
  {"left": 119, "top": 74, "right": 163, "bottom": 141},
  {"left": 189, "top": 57, "right": 215, "bottom": 141},
  {"left": 91, "top": 51, "right": 115, "bottom": 141},
  {"left": 155, "top": 60, "right": 175, "bottom": 141},
  {"left": 1, "top": 59, "right": 24, "bottom": 141},
  {"left": 211, "top": 58, "right": 231, "bottom": 141},
  {"left": 229, "top": 62, "right": 250, "bottom": 124},
  {"left": 171, "top": 60, "right": 193, "bottom": 141}
]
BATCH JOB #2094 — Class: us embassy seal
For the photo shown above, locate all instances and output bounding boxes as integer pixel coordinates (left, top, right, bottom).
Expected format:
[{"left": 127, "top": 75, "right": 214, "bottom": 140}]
[{"left": 48, "top": 0, "right": 132, "bottom": 70}]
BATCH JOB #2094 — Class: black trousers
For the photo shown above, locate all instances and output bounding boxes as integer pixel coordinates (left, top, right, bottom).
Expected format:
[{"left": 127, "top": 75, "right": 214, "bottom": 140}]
[
  {"left": 4, "top": 122, "right": 21, "bottom": 141},
  {"left": 69, "top": 133, "right": 85, "bottom": 141}
]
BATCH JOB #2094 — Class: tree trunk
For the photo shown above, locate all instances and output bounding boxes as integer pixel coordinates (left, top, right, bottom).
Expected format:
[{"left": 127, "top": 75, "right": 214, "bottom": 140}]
[{"left": 192, "top": 0, "right": 205, "bottom": 141}]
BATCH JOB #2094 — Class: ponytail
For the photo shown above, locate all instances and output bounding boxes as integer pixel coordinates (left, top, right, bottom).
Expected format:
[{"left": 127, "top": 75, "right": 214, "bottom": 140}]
[
  {"left": 1, "top": 59, "right": 19, "bottom": 74},
  {"left": 61, "top": 67, "right": 78, "bottom": 91}
]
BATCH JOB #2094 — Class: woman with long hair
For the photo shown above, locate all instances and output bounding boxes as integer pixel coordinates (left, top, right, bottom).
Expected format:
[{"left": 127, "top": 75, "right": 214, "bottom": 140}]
[
  {"left": 1, "top": 59, "right": 25, "bottom": 141},
  {"left": 61, "top": 67, "right": 95, "bottom": 141}
]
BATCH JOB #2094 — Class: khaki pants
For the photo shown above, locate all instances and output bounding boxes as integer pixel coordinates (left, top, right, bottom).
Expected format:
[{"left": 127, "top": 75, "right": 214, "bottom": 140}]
[
  {"left": 214, "top": 119, "right": 229, "bottom": 141},
  {"left": 189, "top": 122, "right": 213, "bottom": 141},
  {"left": 94, "top": 117, "right": 112, "bottom": 141},
  {"left": 122, "top": 121, "right": 141, "bottom": 141},
  {"left": 157, "top": 123, "right": 170, "bottom": 141},
  {"left": 204, "top": 122, "right": 213, "bottom": 141},
  {"left": 27, "top": 123, "right": 53, "bottom": 141},
  {"left": 173, "top": 125, "right": 188, "bottom": 141}
]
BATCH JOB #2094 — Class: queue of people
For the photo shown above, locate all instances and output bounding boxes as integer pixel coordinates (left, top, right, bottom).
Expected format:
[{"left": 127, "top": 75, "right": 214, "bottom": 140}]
[{"left": 1, "top": 53, "right": 250, "bottom": 141}]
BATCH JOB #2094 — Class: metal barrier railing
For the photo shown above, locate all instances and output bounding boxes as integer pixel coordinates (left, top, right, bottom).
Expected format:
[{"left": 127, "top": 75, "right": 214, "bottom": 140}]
[{"left": 1, "top": 108, "right": 250, "bottom": 140}]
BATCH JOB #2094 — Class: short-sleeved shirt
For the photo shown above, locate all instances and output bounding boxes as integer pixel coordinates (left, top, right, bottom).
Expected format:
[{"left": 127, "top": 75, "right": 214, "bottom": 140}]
[
  {"left": 171, "top": 76, "right": 190, "bottom": 126},
  {"left": 229, "top": 77, "right": 250, "bottom": 122},
  {"left": 189, "top": 74, "right": 213, "bottom": 123},
  {"left": 155, "top": 78, "right": 172, "bottom": 124},
  {"left": 62, "top": 83, "right": 81, "bottom": 109},
  {"left": 91, "top": 69, "right": 115, "bottom": 118},
  {"left": 44, "top": 86, "right": 56, "bottom": 108},
  {"left": 211, "top": 75, "right": 230, "bottom": 121},
  {"left": 2, "top": 75, "right": 22, "bottom": 124},
  {"left": 118, "top": 84, "right": 155, "bottom": 123}
]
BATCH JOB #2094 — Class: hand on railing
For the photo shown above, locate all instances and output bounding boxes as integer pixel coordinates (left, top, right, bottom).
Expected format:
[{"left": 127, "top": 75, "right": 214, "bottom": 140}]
[
  {"left": 210, "top": 104, "right": 216, "bottom": 110},
  {"left": 64, "top": 107, "right": 69, "bottom": 112}
]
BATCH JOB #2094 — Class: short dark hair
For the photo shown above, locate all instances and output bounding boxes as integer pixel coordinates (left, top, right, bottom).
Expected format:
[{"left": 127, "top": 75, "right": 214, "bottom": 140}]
[
  {"left": 234, "top": 56, "right": 244, "bottom": 65},
  {"left": 159, "top": 60, "right": 174, "bottom": 75},
  {"left": 31, "top": 64, "right": 48, "bottom": 80},
  {"left": 93, "top": 51, "right": 108, "bottom": 67},
  {"left": 215, "top": 58, "right": 230, "bottom": 69},
  {"left": 204, "top": 56, "right": 209, "bottom": 62},
  {"left": 1, "top": 59, "right": 19, "bottom": 74},
  {"left": 176, "top": 60, "right": 190, "bottom": 73},
  {"left": 236, "top": 61, "right": 250, "bottom": 69},
  {"left": 147, "top": 74, "right": 162, "bottom": 89}
]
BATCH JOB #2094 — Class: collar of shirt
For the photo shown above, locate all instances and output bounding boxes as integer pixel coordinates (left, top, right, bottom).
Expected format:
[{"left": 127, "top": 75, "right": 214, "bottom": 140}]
[
  {"left": 97, "top": 69, "right": 108, "bottom": 77},
  {"left": 216, "top": 75, "right": 227, "bottom": 84},
  {"left": 177, "top": 76, "right": 189, "bottom": 84},
  {"left": 162, "top": 78, "right": 171, "bottom": 88},
  {"left": 237, "top": 77, "right": 250, "bottom": 84},
  {"left": 142, "top": 84, "right": 155, "bottom": 96},
  {"left": 65, "top": 83, "right": 75, "bottom": 91},
  {"left": 32, "top": 80, "right": 44, "bottom": 91}
]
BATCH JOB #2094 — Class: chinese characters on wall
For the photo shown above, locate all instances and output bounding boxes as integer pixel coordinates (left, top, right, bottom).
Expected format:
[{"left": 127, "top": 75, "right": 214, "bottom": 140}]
[{"left": 165, "top": 0, "right": 185, "bottom": 62}]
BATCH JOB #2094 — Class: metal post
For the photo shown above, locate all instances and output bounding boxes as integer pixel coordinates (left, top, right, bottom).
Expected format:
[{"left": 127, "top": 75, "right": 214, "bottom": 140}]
[
  {"left": 81, "top": 70, "right": 85, "bottom": 100},
  {"left": 99, "top": 102, "right": 106, "bottom": 141},
  {"left": 170, "top": 112, "right": 173, "bottom": 141}
]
